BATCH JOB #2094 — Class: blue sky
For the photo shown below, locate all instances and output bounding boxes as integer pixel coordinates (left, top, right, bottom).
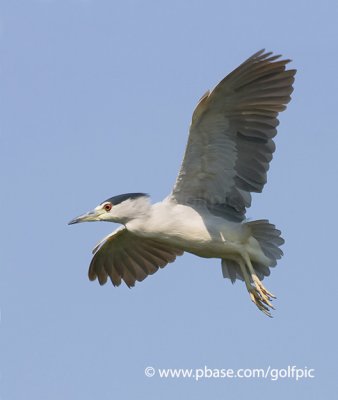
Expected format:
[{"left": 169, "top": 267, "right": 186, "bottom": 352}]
[{"left": 1, "top": 0, "right": 338, "bottom": 399}]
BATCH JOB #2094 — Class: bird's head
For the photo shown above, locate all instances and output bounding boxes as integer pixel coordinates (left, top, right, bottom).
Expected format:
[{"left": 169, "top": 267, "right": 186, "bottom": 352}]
[{"left": 68, "top": 193, "right": 150, "bottom": 225}]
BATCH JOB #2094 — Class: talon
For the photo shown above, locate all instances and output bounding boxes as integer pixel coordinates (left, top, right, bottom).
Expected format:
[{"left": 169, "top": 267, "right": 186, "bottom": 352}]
[
  {"left": 249, "top": 288, "right": 272, "bottom": 317},
  {"left": 254, "top": 282, "right": 275, "bottom": 310},
  {"left": 253, "top": 276, "right": 276, "bottom": 299},
  {"left": 260, "top": 293, "right": 274, "bottom": 309},
  {"left": 237, "top": 256, "right": 275, "bottom": 317}
]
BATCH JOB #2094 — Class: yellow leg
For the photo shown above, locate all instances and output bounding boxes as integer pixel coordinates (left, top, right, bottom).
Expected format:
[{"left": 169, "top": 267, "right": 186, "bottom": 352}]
[{"left": 237, "top": 256, "right": 275, "bottom": 317}]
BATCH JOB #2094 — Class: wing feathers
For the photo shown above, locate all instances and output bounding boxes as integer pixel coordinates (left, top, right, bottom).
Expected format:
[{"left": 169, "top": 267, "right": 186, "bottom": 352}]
[
  {"left": 171, "top": 50, "right": 296, "bottom": 218},
  {"left": 88, "top": 228, "right": 183, "bottom": 287}
]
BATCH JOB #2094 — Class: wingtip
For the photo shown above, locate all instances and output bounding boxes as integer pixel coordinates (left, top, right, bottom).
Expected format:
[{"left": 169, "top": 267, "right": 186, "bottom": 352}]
[{"left": 249, "top": 49, "right": 296, "bottom": 67}]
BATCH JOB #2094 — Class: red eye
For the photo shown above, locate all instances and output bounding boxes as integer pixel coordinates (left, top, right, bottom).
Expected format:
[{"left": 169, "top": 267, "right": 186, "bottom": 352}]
[{"left": 103, "top": 203, "right": 112, "bottom": 212}]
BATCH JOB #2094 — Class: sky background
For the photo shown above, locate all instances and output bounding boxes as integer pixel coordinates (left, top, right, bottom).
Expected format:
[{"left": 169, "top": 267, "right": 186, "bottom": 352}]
[{"left": 1, "top": 0, "right": 338, "bottom": 399}]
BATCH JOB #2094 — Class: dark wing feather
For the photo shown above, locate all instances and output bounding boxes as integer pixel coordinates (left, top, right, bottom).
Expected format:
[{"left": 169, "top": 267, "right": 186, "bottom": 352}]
[
  {"left": 171, "top": 50, "right": 296, "bottom": 221},
  {"left": 89, "top": 227, "right": 183, "bottom": 287}
]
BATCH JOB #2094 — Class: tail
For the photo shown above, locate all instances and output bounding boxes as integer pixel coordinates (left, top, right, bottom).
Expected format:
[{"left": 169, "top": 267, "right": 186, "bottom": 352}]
[
  {"left": 221, "top": 219, "right": 284, "bottom": 316},
  {"left": 246, "top": 219, "right": 284, "bottom": 280},
  {"left": 221, "top": 219, "right": 284, "bottom": 283}
]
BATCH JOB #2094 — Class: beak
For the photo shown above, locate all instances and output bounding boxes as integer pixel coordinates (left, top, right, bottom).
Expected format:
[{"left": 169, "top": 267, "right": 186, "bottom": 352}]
[{"left": 68, "top": 209, "right": 100, "bottom": 225}]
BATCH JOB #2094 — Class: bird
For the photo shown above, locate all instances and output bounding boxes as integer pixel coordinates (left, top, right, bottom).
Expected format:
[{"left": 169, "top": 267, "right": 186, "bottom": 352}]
[{"left": 69, "top": 49, "right": 296, "bottom": 317}]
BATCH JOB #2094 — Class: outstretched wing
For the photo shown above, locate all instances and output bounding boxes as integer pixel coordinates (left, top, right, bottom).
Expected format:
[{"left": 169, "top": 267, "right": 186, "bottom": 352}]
[
  {"left": 88, "top": 227, "right": 184, "bottom": 287},
  {"left": 170, "top": 50, "right": 296, "bottom": 221}
]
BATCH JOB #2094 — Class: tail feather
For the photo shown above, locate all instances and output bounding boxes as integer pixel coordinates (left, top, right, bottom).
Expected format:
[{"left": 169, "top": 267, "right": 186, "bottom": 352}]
[
  {"left": 221, "top": 259, "right": 244, "bottom": 283},
  {"left": 253, "top": 262, "right": 271, "bottom": 279},
  {"left": 221, "top": 219, "right": 284, "bottom": 283},
  {"left": 248, "top": 219, "right": 284, "bottom": 272}
]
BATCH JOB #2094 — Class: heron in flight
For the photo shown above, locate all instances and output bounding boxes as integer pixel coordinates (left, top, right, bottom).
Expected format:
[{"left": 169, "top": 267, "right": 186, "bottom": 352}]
[{"left": 69, "top": 50, "right": 296, "bottom": 316}]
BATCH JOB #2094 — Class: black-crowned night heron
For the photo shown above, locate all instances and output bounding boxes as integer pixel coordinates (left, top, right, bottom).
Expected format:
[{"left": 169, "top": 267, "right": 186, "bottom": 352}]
[{"left": 69, "top": 50, "right": 296, "bottom": 317}]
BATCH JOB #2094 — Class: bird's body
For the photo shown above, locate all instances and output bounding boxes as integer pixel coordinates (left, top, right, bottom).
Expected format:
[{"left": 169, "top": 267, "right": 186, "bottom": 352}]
[
  {"left": 69, "top": 50, "right": 296, "bottom": 316},
  {"left": 126, "top": 198, "right": 252, "bottom": 259}
]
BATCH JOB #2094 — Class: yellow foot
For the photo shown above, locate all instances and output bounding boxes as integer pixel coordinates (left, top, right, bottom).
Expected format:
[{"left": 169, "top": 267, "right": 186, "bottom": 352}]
[
  {"left": 236, "top": 255, "right": 276, "bottom": 317},
  {"left": 252, "top": 275, "right": 276, "bottom": 299},
  {"left": 248, "top": 285, "right": 274, "bottom": 317}
]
